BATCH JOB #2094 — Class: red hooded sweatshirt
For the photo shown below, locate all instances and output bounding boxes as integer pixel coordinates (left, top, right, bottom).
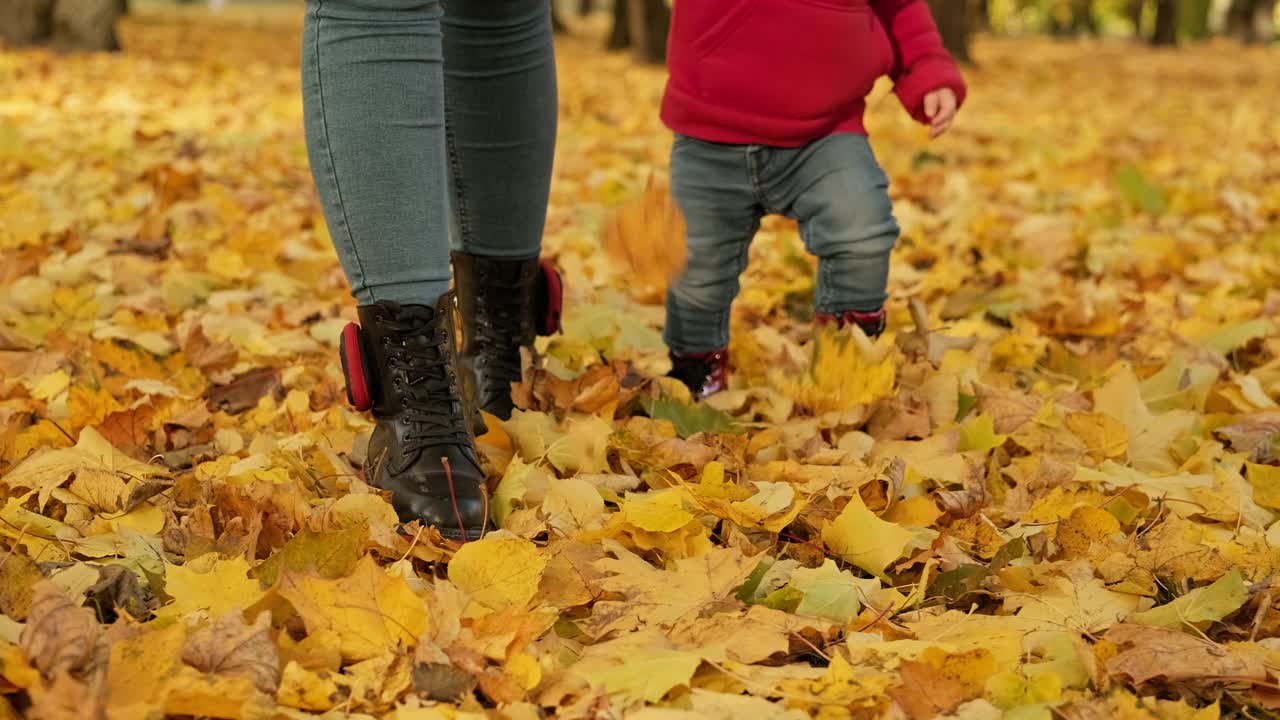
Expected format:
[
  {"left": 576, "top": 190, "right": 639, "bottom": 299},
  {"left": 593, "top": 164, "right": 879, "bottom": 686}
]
[{"left": 660, "top": 0, "right": 968, "bottom": 147}]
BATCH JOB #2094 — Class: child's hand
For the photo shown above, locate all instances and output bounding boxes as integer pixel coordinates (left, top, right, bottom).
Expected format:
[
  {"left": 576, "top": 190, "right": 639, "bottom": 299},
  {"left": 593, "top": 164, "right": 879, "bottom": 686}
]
[{"left": 924, "top": 88, "right": 958, "bottom": 138}]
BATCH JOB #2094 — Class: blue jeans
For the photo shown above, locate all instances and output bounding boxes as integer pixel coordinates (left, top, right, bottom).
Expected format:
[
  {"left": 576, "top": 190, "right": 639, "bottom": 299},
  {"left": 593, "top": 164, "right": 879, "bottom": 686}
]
[
  {"left": 665, "top": 133, "right": 899, "bottom": 354},
  {"left": 302, "top": 0, "right": 556, "bottom": 306}
]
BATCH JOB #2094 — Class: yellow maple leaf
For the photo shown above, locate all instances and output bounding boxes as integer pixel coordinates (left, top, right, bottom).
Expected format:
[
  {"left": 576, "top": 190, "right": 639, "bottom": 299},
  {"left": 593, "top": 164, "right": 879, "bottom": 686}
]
[
  {"left": 823, "top": 493, "right": 934, "bottom": 579},
  {"left": 278, "top": 554, "right": 428, "bottom": 662},
  {"left": 276, "top": 660, "right": 347, "bottom": 712},
  {"left": 448, "top": 536, "right": 547, "bottom": 613},
  {"left": 779, "top": 327, "right": 896, "bottom": 415},
  {"left": 601, "top": 173, "right": 687, "bottom": 305},
  {"left": 621, "top": 489, "right": 695, "bottom": 532},
  {"left": 2, "top": 425, "right": 170, "bottom": 514},
  {"left": 155, "top": 553, "right": 264, "bottom": 622}
]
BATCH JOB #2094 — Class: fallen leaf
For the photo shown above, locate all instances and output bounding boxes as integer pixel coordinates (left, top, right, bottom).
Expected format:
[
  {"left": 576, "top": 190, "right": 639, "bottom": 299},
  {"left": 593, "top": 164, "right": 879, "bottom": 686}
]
[
  {"left": 1129, "top": 568, "right": 1248, "bottom": 630},
  {"left": 448, "top": 536, "right": 547, "bottom": 613},
  {"left": 20, "top": 581, "right": 101, "bottom": 677},
  {"left": 182, "top": 610, "right": 281, "bottom": 694},
  {"left": 278, "top": 554, "right": 428, "bottom": 662},
  {"left": 789, "top": 559, "right": 882, "bottom": 624},
  {"left": 1105, "top": 623, "right": 1266, "bottom": 685},
  {"left": 823, "top": 492, "right": 935, "bottom": 578},
  {"left": 156, "top": 553, "right": 264, "bottom": 622}
]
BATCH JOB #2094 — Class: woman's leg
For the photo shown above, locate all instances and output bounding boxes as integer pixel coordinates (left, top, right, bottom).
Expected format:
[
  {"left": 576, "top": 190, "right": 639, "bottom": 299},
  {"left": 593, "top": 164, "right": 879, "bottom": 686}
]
[
  {"left": 441, "top": 0, "right": 557, "bottom": 258},
  {"left": 443, "top": 0, "right": 562, "bottom": 421},
  {"left": 303, "top": 0, "right": 487, "bottom": 541},
  {"left": 302, "top": 0, "right": 451, "bottom": 306}
]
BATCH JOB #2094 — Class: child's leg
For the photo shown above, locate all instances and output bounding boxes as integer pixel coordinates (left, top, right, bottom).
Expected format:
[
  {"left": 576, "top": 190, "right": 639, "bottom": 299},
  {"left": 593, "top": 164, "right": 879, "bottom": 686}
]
[
  {"left": 774, "top": 134, "right": 899, "bottom": 323},
  {"left": 665, "top": 136, "right": 762, "bottom": 354}
]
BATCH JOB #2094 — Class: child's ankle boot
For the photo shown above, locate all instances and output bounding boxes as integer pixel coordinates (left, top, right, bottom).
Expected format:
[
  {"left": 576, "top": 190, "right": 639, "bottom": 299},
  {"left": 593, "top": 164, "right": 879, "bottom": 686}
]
[
  {"left": 815, "top": 308, "right": 887, "bottom": 338},
  {"left": 668, "top": 349, "right": 729, "bottom": 400}
]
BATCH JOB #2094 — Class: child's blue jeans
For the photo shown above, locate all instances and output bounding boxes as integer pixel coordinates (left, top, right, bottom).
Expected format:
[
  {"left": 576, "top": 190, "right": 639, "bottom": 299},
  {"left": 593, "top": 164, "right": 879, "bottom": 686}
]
[{"left": 665, "top": 133, "right": 899, "bottom": 354}]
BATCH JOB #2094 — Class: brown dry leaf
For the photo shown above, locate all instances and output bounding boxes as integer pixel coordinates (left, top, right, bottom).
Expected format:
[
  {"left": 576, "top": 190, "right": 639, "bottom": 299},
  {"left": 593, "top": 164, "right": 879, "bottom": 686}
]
[
  {"left": 182, "top": 324, "right": 238, "bottom": 374},
  {"left": 1215, "top": 412, "right": 1280, "bottom": 461},
  {"left": 205, "top": 367, "right": 283, "bottom": 415},
  {"left": 887, "top": 658, "right": 969, "bottom": 720},
  {"left": 27, "top": 669, "right": 104, "bottom": 720},
  {"left": 0, "top": 550, "right": 45, "bottom": 620},
  {"left": 974, "top": 383, "right": 1043, "bottom": 435},
  {"left": 93, "top": 403, "right": 161, "bottom": 460},
  {"left": 86, "top": 565, "right": 149, "bottom": 620},
  {"left": 20, "top": 581, "right": 102, "bottom": 677},
  {"left": 1105, "top": 623, "right": 1267, "bottom": 686},
  {"left": 181, "top": 610, "right": 281, "bottom": 694}
]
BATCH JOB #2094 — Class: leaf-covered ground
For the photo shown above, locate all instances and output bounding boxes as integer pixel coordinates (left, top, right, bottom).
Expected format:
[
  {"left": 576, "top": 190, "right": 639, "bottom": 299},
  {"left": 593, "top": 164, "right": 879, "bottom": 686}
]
[{"left": 2, "top": 17, "right": 1280, "bottom": 719}]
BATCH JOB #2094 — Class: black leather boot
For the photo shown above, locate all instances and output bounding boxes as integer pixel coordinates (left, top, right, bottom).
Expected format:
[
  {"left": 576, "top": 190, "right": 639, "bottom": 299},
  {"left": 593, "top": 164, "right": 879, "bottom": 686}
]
[
  {"left": 452, "top": 252, "right": 562, "bottom": 423},
  {"left": 339, "top": 293, "right": 487, "bottom": 541}
]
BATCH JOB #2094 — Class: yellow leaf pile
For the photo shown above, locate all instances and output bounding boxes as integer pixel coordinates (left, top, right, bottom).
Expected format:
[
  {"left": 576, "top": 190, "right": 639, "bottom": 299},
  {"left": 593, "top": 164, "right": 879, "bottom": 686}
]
[{"left": 2, "top": 12, "right": 1280, "bottom": 720}]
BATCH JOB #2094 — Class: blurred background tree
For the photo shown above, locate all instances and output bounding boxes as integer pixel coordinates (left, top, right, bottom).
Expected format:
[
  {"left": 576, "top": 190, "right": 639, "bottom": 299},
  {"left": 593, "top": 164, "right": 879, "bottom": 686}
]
[
  {"left": 1, "top": 0, "right": 129, "bottom": 50},
  {"left": 2, "top": 0, "right": 1275, "bottom": 55}
]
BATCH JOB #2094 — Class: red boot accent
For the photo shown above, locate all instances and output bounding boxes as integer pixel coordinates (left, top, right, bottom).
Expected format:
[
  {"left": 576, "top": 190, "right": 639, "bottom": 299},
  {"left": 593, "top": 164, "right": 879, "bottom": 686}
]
[
  {"left": 816, "top": 308, "right": 887, "bottom": 337},
  {"left": 339, "top": 322, "right": 373, "bottom": 411},
  {"left": 538, "top": 259, "right": 563, "bottom": 336},
  {"left": 669, "top": 349, "right": 729, "bottom": 399}
]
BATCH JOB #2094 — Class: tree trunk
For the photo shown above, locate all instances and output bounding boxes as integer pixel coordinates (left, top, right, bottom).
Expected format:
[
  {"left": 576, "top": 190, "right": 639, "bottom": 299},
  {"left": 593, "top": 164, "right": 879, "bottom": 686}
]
[
  {"left": 1179, "top": 0, "right": 1211, "bottom": 38},
  {"left": 1228, "top": 0, "right": 1277, "bottom": 41},
  {"left": 1226, "top": 0, "right": 1255, "bottom": 38},
  {"left": 607, "top": 0, "right": 630, "bottom": 50},
  {"left": 1128, "top": 0, "right": 1145, "bottom": 34},
  {"left": 971, "top": 0, "right": 991, "bottom": 32},
  {"left": 608, "top": 0, "right": 670, "bottom": 63},
  {"left": 1070, "top": 0, "right": 1100, "bottom": 34},
  {"left": 0, "top": 0, "right": 55, "bottom": 47},
  {"left": 927, "top": 0, "right": 972, "bottom": 64},
  {"left": 1151, "top": 0, "right": 1179, "bottom": 44},
  {"left": 1, "top": 0, "right": 126, "bottom": 50},
  {"left": 1251, "top": 0, "right": 1277, "bottom": 41}
]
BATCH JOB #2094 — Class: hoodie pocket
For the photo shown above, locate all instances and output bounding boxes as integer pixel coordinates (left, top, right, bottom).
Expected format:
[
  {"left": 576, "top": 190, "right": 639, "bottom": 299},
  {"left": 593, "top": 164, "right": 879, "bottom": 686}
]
[{"left": 695, "top": 0, "right": 885, "bottom": 121}]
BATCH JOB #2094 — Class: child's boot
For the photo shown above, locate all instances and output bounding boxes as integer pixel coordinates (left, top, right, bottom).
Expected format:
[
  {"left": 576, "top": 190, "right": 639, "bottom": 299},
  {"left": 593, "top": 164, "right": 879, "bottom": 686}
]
[
  {"left": 451, "top": 253, "right": 563, "bottom": 423},
  {"left": 815, "top": 308, "right": 887, "bottom": 338},
  {"left": 339, "top": 294, "right": 488, "bottom": 541},
  {"left": 668, "top": 349, "right": 729, "bottom": 399}
]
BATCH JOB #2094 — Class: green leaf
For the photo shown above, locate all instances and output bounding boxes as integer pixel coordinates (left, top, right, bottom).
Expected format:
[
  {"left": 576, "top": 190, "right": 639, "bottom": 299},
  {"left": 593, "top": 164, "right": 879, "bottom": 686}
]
[
  {"left": 760, "top": 585, "right": 804, "bottom": 613},
  {"left": 1201, "top": 318, "right": 1277, "bottom": 356},
  {"left": 929, "top": 564, "right": 988, "bottom": 603},
  {"left": 956, "top": 393, "right": 978, "bottom": 421},
  {"left": 735, "top": 560, "right": 771, "bottom": 604},
  {"left": 644, "top": 396, "right": 740, "bottom": 439},
  {"left": 1023, "top": 631, "right": 1090, "bottom": 689},
  {"left": 1129, "top": 568, "right": 1249, "bottom": 629},
  {"left": 912, "top": 149, "right": 946, "bottom": 170},
  {"left": 989, "top": 537, "right": 1028, "bottom": 571},
  {"left": 1115, "top": 164, "right": 1167, "bottom": 215},
  {"left": 788, "top": 559, "right": 881, "bottom": 624}
]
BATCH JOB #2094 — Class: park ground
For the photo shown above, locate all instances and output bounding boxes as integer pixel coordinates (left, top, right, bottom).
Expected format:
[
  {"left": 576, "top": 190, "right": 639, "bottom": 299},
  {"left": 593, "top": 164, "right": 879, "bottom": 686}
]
[{"left": 2, "top": 9, "right": 1280, "bottom": 720}]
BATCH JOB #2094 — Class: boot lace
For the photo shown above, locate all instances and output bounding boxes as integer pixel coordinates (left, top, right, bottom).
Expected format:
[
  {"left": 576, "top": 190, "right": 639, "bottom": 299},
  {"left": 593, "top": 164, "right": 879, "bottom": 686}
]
[
  {"left": 379, "top": 315, "right": 471, "bottom": 466},
  {"left": 474, "top": 283, "right": 533, "bottom": 392}
]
